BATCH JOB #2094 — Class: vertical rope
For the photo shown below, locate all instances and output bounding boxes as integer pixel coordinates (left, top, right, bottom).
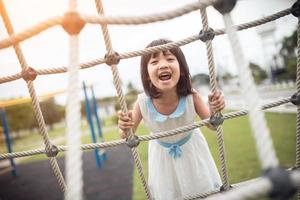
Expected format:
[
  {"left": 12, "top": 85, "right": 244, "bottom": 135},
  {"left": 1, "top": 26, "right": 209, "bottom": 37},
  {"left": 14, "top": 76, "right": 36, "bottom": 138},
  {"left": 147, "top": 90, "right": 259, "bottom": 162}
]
[
  {"left": 223, "top": 13, "right": 278, "bottom": 169},
  {"left": 65, "top": 36, "right": 83, "bottom": 200},
  {"left": 94, "top": 0, "right": 152, "bottom": 199},
  {"left": 65, "top": 1, "right": 83, "bottom": 199},
  {"left": 200, "top": 8, "right": 229, "bottom": 190},
  {"left": 0, "top": 0, "right": 66, "bottom": 192},
  {"left": 295, "top": 17, "right": 300, "bottom": 200},
  {"left": 94, "top": 0, "right": 113, "bottom": 53},
  {"left": 296, "top": 18, "right": 300, "bottom": 168}
]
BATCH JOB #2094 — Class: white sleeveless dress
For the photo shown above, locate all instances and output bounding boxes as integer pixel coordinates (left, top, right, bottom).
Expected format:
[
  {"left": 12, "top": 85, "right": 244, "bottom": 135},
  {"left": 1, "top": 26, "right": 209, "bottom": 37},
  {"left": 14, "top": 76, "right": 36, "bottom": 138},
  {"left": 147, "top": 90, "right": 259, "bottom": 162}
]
[{"left": 138, "top": 93, "right": 222, "bottom": 200}]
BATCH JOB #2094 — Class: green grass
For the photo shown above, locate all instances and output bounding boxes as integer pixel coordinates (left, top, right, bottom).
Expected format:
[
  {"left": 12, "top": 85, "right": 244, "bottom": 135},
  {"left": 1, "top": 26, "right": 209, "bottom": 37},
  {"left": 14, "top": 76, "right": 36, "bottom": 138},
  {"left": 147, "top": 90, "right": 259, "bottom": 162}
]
[
  {"left": 1, "top": 112, "right": 297, "bottom": 199},
  {"left": 0, "top": 126, "right": 65, "bottom": 153}
]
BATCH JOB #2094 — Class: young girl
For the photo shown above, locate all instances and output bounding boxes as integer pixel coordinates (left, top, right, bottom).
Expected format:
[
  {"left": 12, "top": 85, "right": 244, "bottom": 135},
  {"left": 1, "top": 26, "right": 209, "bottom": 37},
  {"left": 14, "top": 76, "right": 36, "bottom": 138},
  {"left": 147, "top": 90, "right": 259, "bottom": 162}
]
[{"left": 118, "top": 39, "right": 224, "bottom": 200}]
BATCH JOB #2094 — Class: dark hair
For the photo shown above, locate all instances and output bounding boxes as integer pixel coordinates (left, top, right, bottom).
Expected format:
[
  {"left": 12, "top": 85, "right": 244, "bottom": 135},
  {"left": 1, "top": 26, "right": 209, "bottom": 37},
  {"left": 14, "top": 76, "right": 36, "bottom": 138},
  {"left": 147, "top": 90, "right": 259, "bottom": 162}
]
[{"left": 140, "top": 38, "right": 193, "bottom": 98}]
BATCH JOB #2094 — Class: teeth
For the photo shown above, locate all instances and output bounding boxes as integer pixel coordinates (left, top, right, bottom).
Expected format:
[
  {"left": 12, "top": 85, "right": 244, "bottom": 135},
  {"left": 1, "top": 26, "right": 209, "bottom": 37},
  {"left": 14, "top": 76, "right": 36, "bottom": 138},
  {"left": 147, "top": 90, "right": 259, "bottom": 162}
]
[
  {"left": 159, "top": 72, "right": 171, "bottom": 80},
  {"left": 159, "top": 72, "right": 171, "bottom": 77}
]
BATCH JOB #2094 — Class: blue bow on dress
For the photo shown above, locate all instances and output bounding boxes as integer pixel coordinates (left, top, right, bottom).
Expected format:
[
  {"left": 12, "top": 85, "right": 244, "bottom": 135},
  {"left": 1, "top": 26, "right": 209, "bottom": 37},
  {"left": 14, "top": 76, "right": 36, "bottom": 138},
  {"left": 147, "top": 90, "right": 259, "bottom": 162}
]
[
  {"left": 168, "top": 144, "right": 183, "bottom": 158},
  {"left": 157, "top": 132, "right": 192, "bottom": 159}
]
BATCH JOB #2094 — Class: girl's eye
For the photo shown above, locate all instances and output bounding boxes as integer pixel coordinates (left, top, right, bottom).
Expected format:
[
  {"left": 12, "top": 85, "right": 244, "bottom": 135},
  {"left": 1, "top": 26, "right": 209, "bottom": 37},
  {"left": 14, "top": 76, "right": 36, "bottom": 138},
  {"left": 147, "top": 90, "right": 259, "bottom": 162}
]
[
  {"left": 150, "top": 60, "right": 158, "bottom": 65},
  {"left": 167, "top": 58, "right": 175, "bottom": 61}
]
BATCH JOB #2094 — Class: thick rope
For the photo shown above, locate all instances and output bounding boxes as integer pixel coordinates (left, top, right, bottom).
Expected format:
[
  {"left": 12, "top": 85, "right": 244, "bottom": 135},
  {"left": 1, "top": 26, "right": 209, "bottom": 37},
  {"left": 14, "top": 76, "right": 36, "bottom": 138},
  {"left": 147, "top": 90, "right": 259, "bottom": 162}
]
[
  {"left": 296, "top": 17, "right": 300, "bottom": 169},
  {"left": 0, "top": 1, "right": 212, "bottom": 50},
  {"left": 83, "top": 1, "right": 211, "bottom": 25},
  {"left": 0, "top": 2, "right": 298, "bottom": 199},
  {"left": 200, "top": 8, "right": 229, "bottom": 190},
  {"left": 65, "top": 1, "right": 83, "bottom": 199},
  {"left": 0, "top": 96, "right": 292, "bottom": 160},
  {"left": 183, "top": 188, "right": 220, "bottom": 200},
  {"left": 94, "top": 0, "right": 152, "bottom": 198},
  {"left": 0, "top": 16, "right": 62, "bottom": 49},
  {"left": 0, "top": 0, "right": 67, "bottom": 192},
  {"left": 94, "top": 0, "right": 113, "bottom": 52},
  {"left": 65, "top": 22, "right": 83, "bottom": 200},
  {"left": 0, "top": 7, "right": 290, "bottom": 53},
  {"left": 0, "top": 8, "right": 292, "bottom": 84},
  {"left": 214, "top": 8, "right": 291, "bottom": 36},
  {"left": 295, "top": 16, "right": 300, "bottom": 200},
  {"left": 223, "top": 13, "right": 278, "bottom": 169},
  {"left": 204, "top": 171, "right": 300, "bottom": 200}
]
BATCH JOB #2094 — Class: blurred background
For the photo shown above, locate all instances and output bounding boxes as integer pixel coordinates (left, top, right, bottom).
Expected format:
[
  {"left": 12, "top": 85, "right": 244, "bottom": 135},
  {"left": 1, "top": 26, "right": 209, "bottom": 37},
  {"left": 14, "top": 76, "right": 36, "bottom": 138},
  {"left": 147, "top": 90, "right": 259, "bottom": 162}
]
[{"left": 0, "top": 0, "right": 298, "bottom": 199}]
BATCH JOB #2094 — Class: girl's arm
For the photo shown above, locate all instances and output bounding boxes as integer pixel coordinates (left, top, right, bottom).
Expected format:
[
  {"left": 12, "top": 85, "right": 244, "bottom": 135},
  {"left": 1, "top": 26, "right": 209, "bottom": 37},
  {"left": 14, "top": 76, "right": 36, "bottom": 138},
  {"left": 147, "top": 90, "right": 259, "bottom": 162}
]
[
  {"left": 192, "top": 89, "right": 211, "bottom": 120},
  {"left": 118, "top": 100, "right": 142, "bottom": 138}
]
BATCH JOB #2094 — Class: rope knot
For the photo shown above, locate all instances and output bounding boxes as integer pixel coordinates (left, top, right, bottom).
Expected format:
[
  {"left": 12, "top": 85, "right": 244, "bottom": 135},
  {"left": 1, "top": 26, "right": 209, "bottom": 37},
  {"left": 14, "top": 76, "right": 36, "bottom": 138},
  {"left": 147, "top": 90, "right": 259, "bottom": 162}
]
[
  {"left": 291, "top": 93, "right": 300, "bottom": 105},
  {"left": 209, "top": 112, "right": 224, "bottom": 128},
  {"left": 126, "top": 135, "right": 140, "bottom": 148},
  {"left": 220, "top": 183, "right": 232, "bottom": 191},
  {"left": 21, "top": 67, "right": 37, "bottom": 82},
  {"left": 291, "top": 0, "right": 300, "bottom": 17},
  {"left": 62, "top": 12, "right": 85, "bottom": 35},
  {"left": 199, "top": 28, "right": 215, "bottom": 42},
  {"left": 45, "top": 144, "right": 59, "bottom": 157},
  {"left": 104, "top": 51, "right": 120, "bottom": 66},
  {"left": 213, "top": 0, "right": 237, "bottom": 14},
  {"left": 263, "top": 167, "right": 297, "bottom": 200}
]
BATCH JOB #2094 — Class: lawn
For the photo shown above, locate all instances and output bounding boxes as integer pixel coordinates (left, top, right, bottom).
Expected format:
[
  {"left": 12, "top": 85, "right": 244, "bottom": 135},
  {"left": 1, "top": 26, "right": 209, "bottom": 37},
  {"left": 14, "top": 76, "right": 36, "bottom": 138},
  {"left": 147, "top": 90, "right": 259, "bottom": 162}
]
[{"left": 0, "top": 111, "right": 297, "bottom": 199}]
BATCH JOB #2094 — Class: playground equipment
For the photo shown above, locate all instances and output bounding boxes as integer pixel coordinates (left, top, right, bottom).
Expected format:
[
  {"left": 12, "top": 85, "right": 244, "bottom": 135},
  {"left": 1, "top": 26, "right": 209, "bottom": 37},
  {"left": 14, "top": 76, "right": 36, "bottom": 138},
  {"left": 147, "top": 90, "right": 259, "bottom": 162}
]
[
  {"left": 0, "top": 89, "right": 65, "bottom": 177},
  {"left": 0, "top": 83, "right": 108, "bottom": 175},
  {"left": 82, "top": 81, "right": 107, "bottom": 168},
  {"left": 0, "top": 0, "right": 300, "bottom": 199},
  {"left": 0, "top": 108, "right": 16, "bottom": 177}
]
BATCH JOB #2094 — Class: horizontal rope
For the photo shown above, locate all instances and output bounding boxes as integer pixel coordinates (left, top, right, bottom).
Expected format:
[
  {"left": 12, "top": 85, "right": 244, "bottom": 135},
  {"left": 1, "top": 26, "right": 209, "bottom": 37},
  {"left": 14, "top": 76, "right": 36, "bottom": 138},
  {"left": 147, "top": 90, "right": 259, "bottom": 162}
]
[
  {"left": 0, "top": 139, "right": 126, "bottom": 159},
  {"left": 81, "top": 1, "right": 211, "bottom": 25},
  {"left": 0, "top": 96, "right": 292, "bottom": 160},
  {"left": 0, "top": 1, "right": 211, "bottom": 51},
  {"left": 204, "top": 170, "right": 300, "bottom": 200},
  {"left": 184, "top": 168, "right": 298, "bottom": 200},
  {"left": 0, "top": 16, "right": 63, "bottom": 49},
  {"left": 0, "top": 8, "right": 291, "bottom": 84},
  {"left": 214, "top": 8, "right": 291, "bottom": 36}
]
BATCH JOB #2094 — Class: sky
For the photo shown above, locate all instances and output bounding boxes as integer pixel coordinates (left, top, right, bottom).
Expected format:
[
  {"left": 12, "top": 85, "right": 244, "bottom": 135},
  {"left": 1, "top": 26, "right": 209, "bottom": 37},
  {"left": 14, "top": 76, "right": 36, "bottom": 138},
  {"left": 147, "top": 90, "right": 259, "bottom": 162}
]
[{"left": 0, "top": 0, "right": 297, "bottom": 104}]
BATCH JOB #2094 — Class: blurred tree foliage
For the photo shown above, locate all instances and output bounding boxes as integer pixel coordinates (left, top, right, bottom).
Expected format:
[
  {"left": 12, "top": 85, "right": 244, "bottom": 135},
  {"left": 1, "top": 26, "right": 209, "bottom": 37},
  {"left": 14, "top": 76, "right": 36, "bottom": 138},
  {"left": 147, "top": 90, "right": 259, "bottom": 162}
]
[
  {"left": 0, "top": 97, "right": 65, "bottom": 135},
  {"left": 3, "top": 103, "right": 35, "bottom": 136},
  {"left": 114, "top": 81, "right": 139, "bottom": 111},
  {"left": 249, "top": 62, "right": 267, "bottom": 84},
  {"left": 278, "top": 29, "right": 297, "bottom": 81},
  {"left": 38, "top": 98, "right": 65, "bottom": 130}
]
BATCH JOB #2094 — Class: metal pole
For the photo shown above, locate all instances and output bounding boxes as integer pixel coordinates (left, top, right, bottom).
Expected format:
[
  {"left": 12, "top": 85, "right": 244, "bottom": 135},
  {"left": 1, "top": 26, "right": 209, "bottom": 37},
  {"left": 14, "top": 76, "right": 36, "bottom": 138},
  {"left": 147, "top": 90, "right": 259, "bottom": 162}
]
[
  {"left": 0, "top": 108, "right": 17, "bottom": 176},
  {"left": 82, "top": 82, "right": 102, "bottom": 168},
  {"left": 91, "top": 86, "right": 107, "bottom": 160}
]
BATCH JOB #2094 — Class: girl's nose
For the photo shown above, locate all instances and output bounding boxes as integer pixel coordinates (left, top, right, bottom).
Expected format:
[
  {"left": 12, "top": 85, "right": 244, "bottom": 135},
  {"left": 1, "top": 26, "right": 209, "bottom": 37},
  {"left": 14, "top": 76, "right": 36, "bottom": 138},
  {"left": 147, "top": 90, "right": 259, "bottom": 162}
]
[{"left": 158, "top": 61, "right": 168, "bottom": 69}]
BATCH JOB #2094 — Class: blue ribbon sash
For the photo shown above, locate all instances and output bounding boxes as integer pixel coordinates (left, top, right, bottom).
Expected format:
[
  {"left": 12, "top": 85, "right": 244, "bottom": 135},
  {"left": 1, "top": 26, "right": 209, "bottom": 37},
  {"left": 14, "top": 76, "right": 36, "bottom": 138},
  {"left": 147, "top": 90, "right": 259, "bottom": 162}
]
[{"left": 157, "top": 132, "right": 192, "bottom": 159}]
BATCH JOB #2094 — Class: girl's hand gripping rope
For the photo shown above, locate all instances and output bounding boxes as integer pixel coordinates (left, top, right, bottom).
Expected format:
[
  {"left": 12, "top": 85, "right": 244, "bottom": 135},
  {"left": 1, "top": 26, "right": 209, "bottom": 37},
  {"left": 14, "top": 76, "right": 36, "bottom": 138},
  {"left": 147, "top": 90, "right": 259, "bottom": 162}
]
[
  {"left": 208, "top": 90, "right": 225, "bottom": 115},
  {"left": 118, "top": 110, "right": 134, "bottom": 139}
]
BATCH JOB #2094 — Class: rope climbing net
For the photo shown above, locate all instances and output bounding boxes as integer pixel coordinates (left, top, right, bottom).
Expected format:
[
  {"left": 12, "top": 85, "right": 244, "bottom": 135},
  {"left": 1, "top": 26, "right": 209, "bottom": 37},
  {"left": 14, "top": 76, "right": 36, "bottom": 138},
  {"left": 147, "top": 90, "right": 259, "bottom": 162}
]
[{"left": 0, "top": 0, "right": 300, "bottom": 199}]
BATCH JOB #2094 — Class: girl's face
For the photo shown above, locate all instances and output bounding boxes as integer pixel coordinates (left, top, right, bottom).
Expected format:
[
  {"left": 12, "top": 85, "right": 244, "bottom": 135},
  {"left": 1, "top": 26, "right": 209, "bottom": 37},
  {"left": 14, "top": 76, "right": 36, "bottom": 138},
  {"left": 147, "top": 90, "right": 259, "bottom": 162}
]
[{"left": 147, "top": 50, "right": 180, "bottom": 93}]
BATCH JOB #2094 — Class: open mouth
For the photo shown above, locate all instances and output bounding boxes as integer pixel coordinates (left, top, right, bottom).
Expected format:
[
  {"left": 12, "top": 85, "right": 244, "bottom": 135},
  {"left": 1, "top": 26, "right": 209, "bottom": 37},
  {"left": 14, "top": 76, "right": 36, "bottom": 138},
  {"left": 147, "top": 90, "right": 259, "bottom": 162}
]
[{"left": 158, "top": 72, "right": 172, "bottom": 81}]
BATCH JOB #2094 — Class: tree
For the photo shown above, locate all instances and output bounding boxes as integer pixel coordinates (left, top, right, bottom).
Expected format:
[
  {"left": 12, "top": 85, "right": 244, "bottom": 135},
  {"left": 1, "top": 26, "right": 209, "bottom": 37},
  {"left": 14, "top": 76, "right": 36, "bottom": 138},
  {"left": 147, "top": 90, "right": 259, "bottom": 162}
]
[
  {"left": 191, "top": 73, "right": 210, "bottom": 86},
  {"left": 279, "top": 29, "right": 297, "bottom": 81},
  {"left": 221, "top": 72, "right": 234, "bottom": 82},
  {"left": 126, "top": 81, "right": 139, "bottom": 109},
  {"left": 126, "top": 81, "right": 139, "bottom": 96},
  {"left": 39, "top": 98, "right": 65, "bottom": 130},
  {"left": 1, "top": 103, "right": 36, "bottom": 136},
  {"left": 249, "top": 62, "right": 267, "bottom": 84}
]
